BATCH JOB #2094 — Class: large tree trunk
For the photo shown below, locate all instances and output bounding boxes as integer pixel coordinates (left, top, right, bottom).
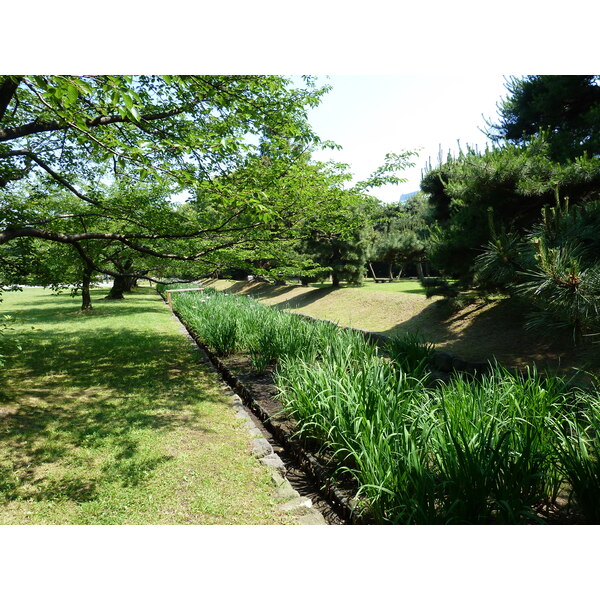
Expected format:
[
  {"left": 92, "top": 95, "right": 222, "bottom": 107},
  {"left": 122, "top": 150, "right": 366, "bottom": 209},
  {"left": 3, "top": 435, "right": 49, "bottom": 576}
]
[
  {"left": 331, "top": 271, "right": 341, "bottom": 287},
  {"left": 105, "top": 257, "right": 137, "bottom": 300},
  {"left": 81, "top": 268, "right": 93, "bottom": 311},
  {"left": 123, "top": 275, "right": 138, "bottom": 292},
  {"left": 105, "top": 274, "right": 129, "bottom": 300},
  {"left": 416, "top": 261, "right": 425, "bottom": 283}
]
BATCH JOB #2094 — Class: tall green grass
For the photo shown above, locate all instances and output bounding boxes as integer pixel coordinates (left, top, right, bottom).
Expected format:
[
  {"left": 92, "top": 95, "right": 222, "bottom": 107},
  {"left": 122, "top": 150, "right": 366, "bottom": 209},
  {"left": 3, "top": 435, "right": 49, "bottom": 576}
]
[
  {"left": 384, "top": 331, "right": 436, "bottom": 377},
  {"left": 162, "top": 286, "right": 600, "bottom": 524},
  {"left": 427, "top": 369, "right": 566, "bottom": 523},
  {"left": 551, "top": 389, "right": 600, "bottom": 522}
]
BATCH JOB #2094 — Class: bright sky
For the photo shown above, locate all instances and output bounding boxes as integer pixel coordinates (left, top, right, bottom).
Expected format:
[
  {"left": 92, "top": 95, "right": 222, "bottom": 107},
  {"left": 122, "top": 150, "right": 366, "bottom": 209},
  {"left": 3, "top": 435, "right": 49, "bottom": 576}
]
[{"left": 302, "top": 74, "right": 513, "bottom": 203}]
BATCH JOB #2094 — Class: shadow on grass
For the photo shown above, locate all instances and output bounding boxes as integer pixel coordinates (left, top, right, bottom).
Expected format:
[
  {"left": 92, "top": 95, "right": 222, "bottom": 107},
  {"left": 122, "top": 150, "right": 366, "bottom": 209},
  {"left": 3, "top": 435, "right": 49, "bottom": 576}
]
[
  {"left": 5, "top": 291, "right": 166, "bottom": 325},
  {"left": 209, "top": 279, "right": 338, "bottom": 310},
  {"left": 218, "top": 280, "right": 301, "bottom": 301},
  {"left": 379, "top": 297, "right": 577, "bottom": 369},
  {"left": 362, "top": 285, "right": 427, "bottom": 295},
  {"left": 269, "top": 286, "right": 337, "bottom": 311},
  {"left": 0, "top": 290, "right": 222, "bottom": 505}
]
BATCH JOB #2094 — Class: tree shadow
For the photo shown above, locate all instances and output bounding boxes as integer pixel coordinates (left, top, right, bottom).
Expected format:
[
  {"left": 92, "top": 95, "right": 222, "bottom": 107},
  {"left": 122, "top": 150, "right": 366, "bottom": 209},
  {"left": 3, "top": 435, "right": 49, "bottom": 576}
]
[
  {"left": 4, "top": 289, "right": 166, "bottom": 325},
  {"left": 0, "top": 290, "right": 224, "bottom": 506},
  {"left": 269, "top": 286, "right": 337, "bottom": 311},
  {"left": 219, "top": 280, "right": 301, "bottom": 301},
  {"left": 379, "top": 297, "right": 577, "bottom": 370}
]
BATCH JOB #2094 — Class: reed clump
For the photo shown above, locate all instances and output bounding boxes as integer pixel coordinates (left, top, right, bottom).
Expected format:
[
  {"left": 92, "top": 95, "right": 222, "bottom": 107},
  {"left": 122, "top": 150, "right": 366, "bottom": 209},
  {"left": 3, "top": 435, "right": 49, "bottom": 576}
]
[{"left": 160, "top": 285, "right": 600, "bottom": 524}]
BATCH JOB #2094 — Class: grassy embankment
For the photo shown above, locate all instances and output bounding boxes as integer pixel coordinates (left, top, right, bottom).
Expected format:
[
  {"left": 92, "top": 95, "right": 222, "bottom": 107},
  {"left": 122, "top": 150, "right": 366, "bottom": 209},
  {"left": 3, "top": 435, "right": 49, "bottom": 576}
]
[
  {"left": 0, "top": 287, "right": 291, "bottom": 525},
  {"left": 205, "top": 278, "right": 589, "bottom": 374},
  {"left": 163, "top": 286, "right": 600, "bottom": 524}
]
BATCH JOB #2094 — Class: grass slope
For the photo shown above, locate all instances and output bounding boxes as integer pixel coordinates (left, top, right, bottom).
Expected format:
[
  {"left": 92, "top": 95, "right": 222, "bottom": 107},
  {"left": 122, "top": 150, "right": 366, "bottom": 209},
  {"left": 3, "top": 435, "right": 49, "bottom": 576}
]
[
  {"left": 0, "top": 287, "right": 290, "bottom": 525},
  {"left": 206, "top": 279, "right": 586, "bottom": 374}
]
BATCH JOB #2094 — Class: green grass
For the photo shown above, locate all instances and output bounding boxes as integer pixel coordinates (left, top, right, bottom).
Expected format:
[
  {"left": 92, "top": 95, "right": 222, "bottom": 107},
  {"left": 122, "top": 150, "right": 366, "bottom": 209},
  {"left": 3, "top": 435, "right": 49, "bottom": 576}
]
[
  {"left": 309, "top": 278, "right": 427, "bottom": 295},
  {"left": 0, "top": 287, "right": 291, "bottom": 524},
  {"left": 207, "top": 278, "right": 587, "bottom": 375},
  {"left": 166, "top": 287, "right": 600, "bottom": 524}
]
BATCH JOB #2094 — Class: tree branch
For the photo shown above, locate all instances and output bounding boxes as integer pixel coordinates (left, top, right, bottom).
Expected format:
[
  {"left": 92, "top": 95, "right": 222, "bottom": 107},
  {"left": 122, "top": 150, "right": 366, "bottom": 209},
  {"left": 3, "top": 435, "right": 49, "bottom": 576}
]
[
  {"left": 0, "top": 104, "right": 187, "bottom": 143},
  {"left": 0, "top": 76, "right": 21, "bottom": 123},
  {"left": 2, "top": 150, "right": 104, "bottom": 207}
]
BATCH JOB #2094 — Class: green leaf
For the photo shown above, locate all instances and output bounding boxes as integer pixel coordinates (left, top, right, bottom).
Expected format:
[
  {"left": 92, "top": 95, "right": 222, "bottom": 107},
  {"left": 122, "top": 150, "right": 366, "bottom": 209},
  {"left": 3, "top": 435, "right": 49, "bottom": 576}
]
[{"left": 65, "top": 84, "right": 79, "bottom": 106}]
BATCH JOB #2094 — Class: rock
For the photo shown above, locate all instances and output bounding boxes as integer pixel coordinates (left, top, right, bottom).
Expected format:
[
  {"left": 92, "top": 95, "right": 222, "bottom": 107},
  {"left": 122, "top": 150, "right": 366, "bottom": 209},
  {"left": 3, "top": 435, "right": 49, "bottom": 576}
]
[
  {"left": 452, "top": 357, "right": 469, "bottom": 372},
  {"left": 471, "top": 362, "right": 491, "bottom": 376},
  {"left": 274, "top": 482, "right": 300, "bottom": 501},
  {"left": 278, "top": 496, "right": 313, "bottom": 514},
  {"left": 259, "top": 454, "right": 286, "bottom": 476},
  {"left": 295, "top": 512, "right": 327, "bottom": 525},
  {"left": 251, "top": 437, "right": 273, "bottom": 459}
]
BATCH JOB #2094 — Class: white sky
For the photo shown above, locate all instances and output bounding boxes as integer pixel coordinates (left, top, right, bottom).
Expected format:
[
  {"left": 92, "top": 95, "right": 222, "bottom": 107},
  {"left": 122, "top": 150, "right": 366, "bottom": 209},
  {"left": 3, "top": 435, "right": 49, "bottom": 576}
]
[{"left": 302, "top": 74, "right": 513, "bottom": 203}]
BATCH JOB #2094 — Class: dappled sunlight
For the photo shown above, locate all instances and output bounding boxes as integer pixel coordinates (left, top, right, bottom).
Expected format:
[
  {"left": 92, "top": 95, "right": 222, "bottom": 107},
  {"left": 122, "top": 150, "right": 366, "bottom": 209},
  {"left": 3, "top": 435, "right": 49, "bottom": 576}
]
[{"left": 0, "top": 287, "right": 287, "bottom": 523}]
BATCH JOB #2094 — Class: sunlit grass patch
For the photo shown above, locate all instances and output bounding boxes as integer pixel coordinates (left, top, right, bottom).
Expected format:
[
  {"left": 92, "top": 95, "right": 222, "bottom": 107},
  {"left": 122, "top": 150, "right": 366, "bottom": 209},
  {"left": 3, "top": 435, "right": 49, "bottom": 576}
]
[{"left": 0, "top": 287, "right": 290, "bottom": 525}]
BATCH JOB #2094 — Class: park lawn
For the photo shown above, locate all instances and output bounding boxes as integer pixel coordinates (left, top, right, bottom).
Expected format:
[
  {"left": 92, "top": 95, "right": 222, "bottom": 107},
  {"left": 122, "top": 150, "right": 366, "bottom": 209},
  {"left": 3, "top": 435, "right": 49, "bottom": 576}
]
[
  {"left": 310, "top": 279, "right": 427, "bottom": 294},
  {"left": 0, "top": 287, "right": 291, "bottom": 525}
]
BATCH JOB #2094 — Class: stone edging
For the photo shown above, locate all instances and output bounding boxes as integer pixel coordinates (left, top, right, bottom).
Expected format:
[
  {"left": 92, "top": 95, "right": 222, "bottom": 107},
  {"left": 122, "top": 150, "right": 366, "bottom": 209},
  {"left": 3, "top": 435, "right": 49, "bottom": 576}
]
[
  {"left": 167, "top": 304, "right": 363, "bottom": 525},
  {"left": 228, "top": 387, "right": 327, "bottom": 525},
  {"left": 165, "top": 302, "right": 327, "bottom": 525}
]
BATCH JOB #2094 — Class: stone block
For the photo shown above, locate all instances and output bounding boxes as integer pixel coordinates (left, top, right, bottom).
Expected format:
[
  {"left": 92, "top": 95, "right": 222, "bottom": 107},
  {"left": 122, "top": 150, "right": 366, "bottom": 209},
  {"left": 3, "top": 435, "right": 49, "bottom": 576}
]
[
  {"left": 260, "top": 454, "right": 286, "bottom": 476},
  {"left": 452, "top": 357, "right": 469, "bottom": 371},
  {"left": 278, "top": 496, "right": 313, "bottom": 514},
  {"left": 295, "top": 512, "right": 327, "bottom": 525},
  {"left": 251, "top": 437, "right": 273, "bottom": 459}
]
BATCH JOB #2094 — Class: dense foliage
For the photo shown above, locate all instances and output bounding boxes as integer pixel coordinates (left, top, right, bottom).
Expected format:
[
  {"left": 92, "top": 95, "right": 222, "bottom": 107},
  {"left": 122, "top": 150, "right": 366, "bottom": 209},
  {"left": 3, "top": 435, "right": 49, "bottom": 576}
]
[
  {"left": 421, "top": 140, "right": 600, "bottom": 281},
  {"left": 0, "top": 75, "right": 334, "bottom": 290},
  {"left": 165, "top": 287, "right": 600, "bottom": 524},
  {"left": 367, "top": 192, "right": 434, "bottom": 280},
  {"left": 419, "top": 75, "right": 600, "bottom": 344},
  {"left": 1, "top": 75, "right": 417, "bottom": 306},
  {"left": 487, "top": 75, "right": 600, "bottom": 162}
]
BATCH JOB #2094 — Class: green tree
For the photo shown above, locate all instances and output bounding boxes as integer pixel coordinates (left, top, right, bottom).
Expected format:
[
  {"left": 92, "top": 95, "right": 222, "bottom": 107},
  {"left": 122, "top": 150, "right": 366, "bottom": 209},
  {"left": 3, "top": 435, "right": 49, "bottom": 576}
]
[
  {"left": 0, "top": 75, "right": 330, "bottom": 286},
  {"left": 292, "top": 153, "right": 417, "bottom": 287},
  {"left": 421, "top": 141, "right": 600, "bottom": 284},
  {"left": 475, "top": 194, "right": 600, "bottom": 345},
  {"left": 486, "top": 75, "right": 600, "bottom": 162},
  {"left": 367, "top": 192, "right": 433, "bottom": 280}
]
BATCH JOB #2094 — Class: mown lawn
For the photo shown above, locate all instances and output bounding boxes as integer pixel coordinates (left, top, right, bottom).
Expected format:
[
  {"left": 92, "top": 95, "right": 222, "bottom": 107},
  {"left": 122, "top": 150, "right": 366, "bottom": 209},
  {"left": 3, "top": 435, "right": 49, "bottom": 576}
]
[
  {"left": 310, "top": 278, "right": 427, "bottom": 294},
  {"left": 0, "top": 286, "right": 290, "bottom": 524}
]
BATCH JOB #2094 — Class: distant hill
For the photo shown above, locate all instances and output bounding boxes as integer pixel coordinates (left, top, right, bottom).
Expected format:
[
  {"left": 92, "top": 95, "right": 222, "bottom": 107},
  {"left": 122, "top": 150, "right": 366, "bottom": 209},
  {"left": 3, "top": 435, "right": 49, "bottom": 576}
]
[{"left": 399, "top": 191, "right": 418, "bottom": 203}]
